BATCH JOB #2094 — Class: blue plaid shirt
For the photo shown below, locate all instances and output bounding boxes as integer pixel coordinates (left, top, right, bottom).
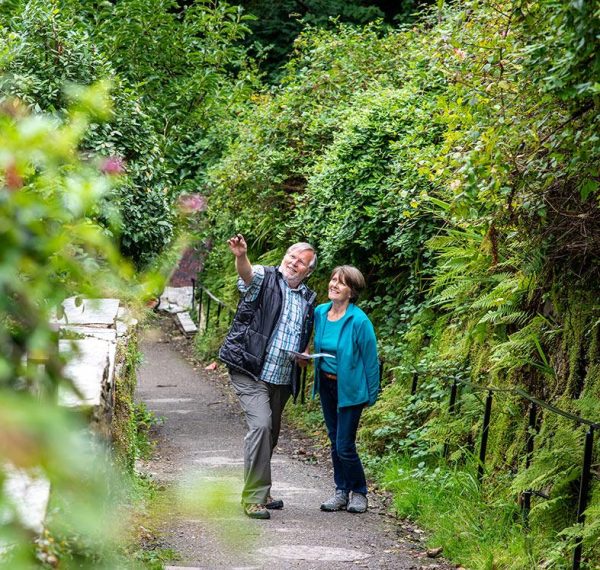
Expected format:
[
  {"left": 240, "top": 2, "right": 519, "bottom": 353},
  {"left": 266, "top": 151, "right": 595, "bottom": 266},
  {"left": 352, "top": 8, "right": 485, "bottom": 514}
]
[{"left": 238, "top": 265, "right": 309, "bottom": 385}]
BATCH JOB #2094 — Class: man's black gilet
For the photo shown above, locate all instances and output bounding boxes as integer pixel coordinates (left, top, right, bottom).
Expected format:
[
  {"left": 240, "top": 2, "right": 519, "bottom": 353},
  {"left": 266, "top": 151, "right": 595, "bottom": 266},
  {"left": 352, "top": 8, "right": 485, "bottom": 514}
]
[{"left": 219, "top": 266, "right": 316, "bottom": 398}]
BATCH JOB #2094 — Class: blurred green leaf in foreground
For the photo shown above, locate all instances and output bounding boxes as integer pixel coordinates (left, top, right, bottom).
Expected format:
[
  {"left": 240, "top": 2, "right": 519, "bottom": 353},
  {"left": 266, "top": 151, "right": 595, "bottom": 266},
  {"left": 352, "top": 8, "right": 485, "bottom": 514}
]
[{"left": 0, "top": 81, "right": 155, "bottom": 568}]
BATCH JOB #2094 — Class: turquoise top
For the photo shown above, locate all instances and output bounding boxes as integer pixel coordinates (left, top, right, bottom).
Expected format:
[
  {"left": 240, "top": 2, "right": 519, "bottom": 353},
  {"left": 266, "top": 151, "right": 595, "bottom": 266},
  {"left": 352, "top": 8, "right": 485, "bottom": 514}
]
[
  {"left": 312, "top": 302, "right": 380, "bottom": 408},
  {"left": 319, "top": 314, "right": 349, "bottom": 375}
]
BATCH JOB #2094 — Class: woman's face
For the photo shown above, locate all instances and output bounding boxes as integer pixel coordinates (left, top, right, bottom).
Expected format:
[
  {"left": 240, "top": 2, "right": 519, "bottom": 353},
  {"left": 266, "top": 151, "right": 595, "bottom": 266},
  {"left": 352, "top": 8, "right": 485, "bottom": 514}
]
[{"left": 328, "top": 272, "right": 352, "bottom": 304}]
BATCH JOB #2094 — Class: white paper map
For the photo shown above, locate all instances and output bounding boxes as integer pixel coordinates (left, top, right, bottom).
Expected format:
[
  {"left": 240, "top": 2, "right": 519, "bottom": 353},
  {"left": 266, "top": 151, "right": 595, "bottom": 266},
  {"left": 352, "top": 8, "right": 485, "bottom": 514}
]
[{"left": 287, "top": 350, "right": 335, "bottom": 360}]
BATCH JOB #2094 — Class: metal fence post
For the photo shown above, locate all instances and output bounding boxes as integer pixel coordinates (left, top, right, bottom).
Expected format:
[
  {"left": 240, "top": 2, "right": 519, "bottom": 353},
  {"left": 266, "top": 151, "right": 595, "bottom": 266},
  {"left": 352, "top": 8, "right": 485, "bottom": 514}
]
[
  {"left": 443, "top": 379, "right": 459, "bottom": 458},
  {"left": 572, "top": 426, "right": 595, "bottom": 570},
  {"left": 216, "top": 302, "right": 222, "bottom": 326},
  {"left": 410, "top": 372, "right": 418, "bottom": 395},
  {"left": 477, "top": 390, "right": 493, "bottom": 482},
  {"left": 205, "top": 296, "right": 212, "bottom": 333},
  {"left": 197, "top": 287, "right": 203, "bottom": 328},
  {"left": 300, "top": 367, "right": 307, "bottom": 405},
  {"left": 191, "top": 278, "right": 196, "bottom": 313},
  {"left": 522, "top": 402, "right": 537, "bottom": 528}
]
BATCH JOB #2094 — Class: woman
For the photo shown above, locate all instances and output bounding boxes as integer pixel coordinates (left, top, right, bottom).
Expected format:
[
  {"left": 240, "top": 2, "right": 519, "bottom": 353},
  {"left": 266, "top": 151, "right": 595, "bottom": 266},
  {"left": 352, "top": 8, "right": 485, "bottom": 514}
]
[{"left": 312, "top": 265, "right": 379, "bottom": 513}]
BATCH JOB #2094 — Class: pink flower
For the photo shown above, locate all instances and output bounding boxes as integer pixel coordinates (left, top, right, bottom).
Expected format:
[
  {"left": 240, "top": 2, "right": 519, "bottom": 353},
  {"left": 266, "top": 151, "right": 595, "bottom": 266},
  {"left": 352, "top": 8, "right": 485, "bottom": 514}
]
[
  {"left": 100, "top": 156, "right": 125, "bottom": 175},
  {"left": 453, "top": 48, "right": 467, "bottom": 60},
  {"left": 4, "top": 162, "right": 23, "bottom": 191},
  {"left": 178, "top": 193, "right": 207, "bottom": 214}
]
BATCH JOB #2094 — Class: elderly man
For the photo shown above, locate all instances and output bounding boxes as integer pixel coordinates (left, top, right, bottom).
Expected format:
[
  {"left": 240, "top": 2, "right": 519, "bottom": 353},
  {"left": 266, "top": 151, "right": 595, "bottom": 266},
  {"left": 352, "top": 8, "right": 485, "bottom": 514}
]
[{"left": 219, "top": 234, "right": 317, "bottom": 519}]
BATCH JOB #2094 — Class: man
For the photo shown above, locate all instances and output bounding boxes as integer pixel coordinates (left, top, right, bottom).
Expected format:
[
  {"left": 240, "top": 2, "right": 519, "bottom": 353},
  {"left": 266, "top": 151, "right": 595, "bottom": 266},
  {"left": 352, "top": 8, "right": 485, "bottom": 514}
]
[{"left": 219, "top": 234, "right": 317, "bottom": 519}]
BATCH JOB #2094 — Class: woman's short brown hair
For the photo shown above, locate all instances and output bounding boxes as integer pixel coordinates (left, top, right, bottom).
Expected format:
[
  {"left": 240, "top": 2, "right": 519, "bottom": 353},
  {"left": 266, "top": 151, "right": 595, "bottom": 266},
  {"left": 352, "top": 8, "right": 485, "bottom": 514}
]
[{"left": 331, "top": 265, "right": 366, "bottom": 303}]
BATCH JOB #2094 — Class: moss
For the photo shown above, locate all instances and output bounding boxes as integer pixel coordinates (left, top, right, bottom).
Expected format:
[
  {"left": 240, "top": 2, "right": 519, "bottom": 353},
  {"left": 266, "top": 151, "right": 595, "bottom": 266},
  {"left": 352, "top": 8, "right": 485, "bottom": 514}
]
[
  {"left": 487, "top": 394, "right": 526, "bottom": 471},
  {"left": 112, "top": 334, "right": 143, "bottom": 473},
  {"left": 582, "top": 317, "right": 600, "bottom": 399},
  {"left": 563, "top": 294, "right": 587, "bottom": 398}
]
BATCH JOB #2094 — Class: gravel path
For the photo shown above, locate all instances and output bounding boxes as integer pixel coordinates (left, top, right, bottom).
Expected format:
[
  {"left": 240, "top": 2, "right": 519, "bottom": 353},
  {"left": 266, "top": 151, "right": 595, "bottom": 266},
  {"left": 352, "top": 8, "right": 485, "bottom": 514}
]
[{"left": 135, "top": 318, "right": 453, "bottom": 570}]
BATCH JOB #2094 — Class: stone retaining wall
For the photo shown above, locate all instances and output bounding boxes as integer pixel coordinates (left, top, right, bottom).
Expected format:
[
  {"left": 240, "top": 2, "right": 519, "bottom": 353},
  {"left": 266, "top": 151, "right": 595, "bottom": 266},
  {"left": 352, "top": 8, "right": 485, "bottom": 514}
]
[{"left": 2, "top": 297, "right": 137, "bottom": 536}]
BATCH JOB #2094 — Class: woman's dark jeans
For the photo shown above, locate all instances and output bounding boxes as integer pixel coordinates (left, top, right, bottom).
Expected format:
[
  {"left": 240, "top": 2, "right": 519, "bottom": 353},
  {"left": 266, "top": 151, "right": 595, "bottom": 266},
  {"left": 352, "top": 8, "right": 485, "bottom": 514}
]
[{"left": 319, "top": 377, "right": 367, "bottom": 495}]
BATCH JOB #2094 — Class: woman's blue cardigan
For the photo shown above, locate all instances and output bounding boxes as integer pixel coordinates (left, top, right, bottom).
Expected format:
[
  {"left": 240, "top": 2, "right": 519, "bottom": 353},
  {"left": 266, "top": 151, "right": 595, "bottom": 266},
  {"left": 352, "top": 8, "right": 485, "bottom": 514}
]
[{"left": 312, "top": 302, "right": 380, "bottom": 408}]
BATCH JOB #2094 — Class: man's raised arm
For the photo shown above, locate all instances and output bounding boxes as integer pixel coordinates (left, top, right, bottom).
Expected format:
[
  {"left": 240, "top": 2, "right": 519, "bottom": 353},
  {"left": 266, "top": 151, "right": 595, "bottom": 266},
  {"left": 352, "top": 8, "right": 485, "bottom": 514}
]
[{"left": 227, "top": 234, "right": 253, "bottom": 285}]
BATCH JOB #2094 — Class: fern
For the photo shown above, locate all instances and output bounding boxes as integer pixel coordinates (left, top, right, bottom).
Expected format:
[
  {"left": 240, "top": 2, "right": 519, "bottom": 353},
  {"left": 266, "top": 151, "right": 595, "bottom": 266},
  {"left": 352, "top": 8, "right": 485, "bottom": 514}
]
[{"left": 491, "top": 315, "right": 559, "bottom": 378}]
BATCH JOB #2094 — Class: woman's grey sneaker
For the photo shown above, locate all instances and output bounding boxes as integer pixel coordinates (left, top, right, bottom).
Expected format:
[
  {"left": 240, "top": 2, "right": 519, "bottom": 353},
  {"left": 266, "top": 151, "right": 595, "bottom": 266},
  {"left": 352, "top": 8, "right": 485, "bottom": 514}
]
[
  {"left": 320, "top": 490, "right": 349, "bottom": 511},
  {"left": 347, "top": 492, "right": 368, "bottom": 513}
]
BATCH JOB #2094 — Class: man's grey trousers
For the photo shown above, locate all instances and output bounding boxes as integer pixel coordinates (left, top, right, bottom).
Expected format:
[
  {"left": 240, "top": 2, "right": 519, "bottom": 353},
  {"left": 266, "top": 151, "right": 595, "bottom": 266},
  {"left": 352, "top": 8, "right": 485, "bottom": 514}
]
[{"left": 229, "top": 370, "right": 292, "bottom": 505}]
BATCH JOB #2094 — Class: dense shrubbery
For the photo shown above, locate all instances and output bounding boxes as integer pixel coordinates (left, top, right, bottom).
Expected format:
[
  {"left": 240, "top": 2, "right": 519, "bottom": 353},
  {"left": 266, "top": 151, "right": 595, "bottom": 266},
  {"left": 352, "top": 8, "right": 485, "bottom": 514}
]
[
  {"left": 0, "top": 82, "right": 145, "bottom": 568},
  {"left": 198, "top": 1, "right": 599, "bottom": 567},
  {"left": 2, "top": 0, "right": 598, "bottom": 567},
  {"left": 0, "top": 1, "right": 255, "bottom": 566},
  {"left": 0, "top": 0, "right": 259, "bottom": 268},
  {"left": 0, "top": 1, "right": 172, "bottom": 267}
]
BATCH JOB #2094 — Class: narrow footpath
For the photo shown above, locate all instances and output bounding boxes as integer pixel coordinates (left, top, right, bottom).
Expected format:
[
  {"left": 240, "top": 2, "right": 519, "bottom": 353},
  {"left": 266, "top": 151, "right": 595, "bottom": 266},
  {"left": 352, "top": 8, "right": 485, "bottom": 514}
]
[{"left": 136, "top": 318, "right": 453, "bottom": 570}]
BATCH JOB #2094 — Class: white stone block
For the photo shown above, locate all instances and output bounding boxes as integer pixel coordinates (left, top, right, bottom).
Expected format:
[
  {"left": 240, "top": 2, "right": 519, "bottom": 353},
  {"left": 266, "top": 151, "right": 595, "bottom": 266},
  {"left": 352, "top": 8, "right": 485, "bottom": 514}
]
[
  {"left": 52, "top": 298, "right": 120, "bottom": 326},
  {"left": 159, "top": 286, "right": 193, "bottom": 313},
  {"left": 2, "top": 466, "right": 50, "bottom": 533},
  {"left": 61, "top": 326, "right": 117, "bottom": 343},
  {"left": 116, "top": 320, "right": 128, "bottom": 337},
  {"left": 176, "top": 312, "right": 198, "bottom": 334},
  {"left": 116, "top": 307, "right": 138, "bottom": 337},
  {"left": 58, "top": 338, "right": 110, "bottom": 407}
]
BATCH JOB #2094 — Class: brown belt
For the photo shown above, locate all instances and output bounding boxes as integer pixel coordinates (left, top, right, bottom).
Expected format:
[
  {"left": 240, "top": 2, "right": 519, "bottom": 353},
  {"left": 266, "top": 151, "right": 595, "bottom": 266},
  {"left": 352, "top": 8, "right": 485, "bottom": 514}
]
[{"left": 322, "top": 372, "right": 337, "bottom": 381}]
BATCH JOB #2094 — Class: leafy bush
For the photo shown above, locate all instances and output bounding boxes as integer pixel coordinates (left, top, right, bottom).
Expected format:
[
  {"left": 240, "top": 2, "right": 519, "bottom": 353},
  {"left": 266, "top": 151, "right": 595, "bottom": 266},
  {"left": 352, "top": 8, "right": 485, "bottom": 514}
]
[
  {"left": 0, "top": 0, "right": 175, "bottom": 267},
  {"left": 198, "top": 1, "right": 600, "bottom": 566},
  {"left": 0, "top": 82, "right": 151, "bottom": 568}
]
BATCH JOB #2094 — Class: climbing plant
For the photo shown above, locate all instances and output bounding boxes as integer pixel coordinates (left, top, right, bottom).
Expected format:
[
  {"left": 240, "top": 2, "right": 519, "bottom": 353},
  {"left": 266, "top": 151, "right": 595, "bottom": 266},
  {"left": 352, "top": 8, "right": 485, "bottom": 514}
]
[{"left": 198, "top": 1, "right": 600, "bottom": 567}]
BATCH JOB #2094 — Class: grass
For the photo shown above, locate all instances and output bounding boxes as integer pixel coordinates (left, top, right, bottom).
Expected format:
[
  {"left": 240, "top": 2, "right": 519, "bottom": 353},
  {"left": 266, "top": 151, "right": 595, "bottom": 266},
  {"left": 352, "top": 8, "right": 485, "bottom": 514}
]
[
  {"left": 133, "top": 402, "right": 163, "bottom": 461},
  {"left": 194, "top": 324, "right": 228, "bottom": 361},
  {"left": 380, "top": 455, "right": 548, "bottom": 569},
  {"left": 132, "top": 547, "right": 179, "bottom": 570}
]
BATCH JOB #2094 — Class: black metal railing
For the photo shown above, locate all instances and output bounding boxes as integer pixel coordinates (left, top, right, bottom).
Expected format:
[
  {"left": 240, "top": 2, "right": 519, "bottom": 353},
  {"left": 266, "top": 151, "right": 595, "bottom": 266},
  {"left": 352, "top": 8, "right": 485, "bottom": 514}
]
[
  {"left": 191, "top": 279, "right": 234, "bottom": 334},
  {"left": 186, "top": 279, "right": 597, "bottom": 568},
  {"left": 409, "top": 372, "right": 598, "bottom": 570}
]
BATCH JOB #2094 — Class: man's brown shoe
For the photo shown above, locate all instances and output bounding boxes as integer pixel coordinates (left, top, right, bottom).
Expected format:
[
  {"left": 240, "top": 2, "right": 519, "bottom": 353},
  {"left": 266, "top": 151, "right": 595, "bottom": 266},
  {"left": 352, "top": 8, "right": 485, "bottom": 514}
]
[
  {"left": 243, "top": 503, "right": 270, "bottom": 519},
  {"left": 266, "top": 495, "right": 284, "bottom": 510}
]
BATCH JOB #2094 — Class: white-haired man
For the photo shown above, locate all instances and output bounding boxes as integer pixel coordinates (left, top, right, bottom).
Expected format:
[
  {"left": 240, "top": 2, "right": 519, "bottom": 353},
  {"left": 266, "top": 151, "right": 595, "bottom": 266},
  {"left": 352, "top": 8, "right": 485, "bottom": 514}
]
[{"left": 219, "top": 235, "right": 317, "bottom": 519}]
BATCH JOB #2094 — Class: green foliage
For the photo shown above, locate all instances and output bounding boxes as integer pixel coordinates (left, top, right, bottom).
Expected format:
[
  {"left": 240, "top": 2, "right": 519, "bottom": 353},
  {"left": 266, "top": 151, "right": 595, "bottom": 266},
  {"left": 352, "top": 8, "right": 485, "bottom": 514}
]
[
  {"left": 0, "top": 392, "right": 124, "bottom": 569},
  {"left": 4, "top": 0, "right": 596, "bottom": 565},
  {"left": 238, "top": 0, "right": 438, "bottom": 77},
  {"left": 238, "top": 0, "right": 385, "bottom": 76},
  {"left": 199, "top": 1, "right": 600, "bottom": 567},
  {"left": 113, "top": 336, "right": 162, "bottom": 472},
  {"left": 133, "top": 402, "right": 162, "bottom": 461},
  {"left": 1, "top": 0, "right": 262, "bottom": 268},
  {"left": 90, "top": 0, "right": 261, "bottom": 192},
  {"left": 194, "top": 320, "right": 230, "bottom": 362},
  {"left": 0, "top": 81, "right": 130, "bottom": 391},
  {"left": 0, "top": 0, "right": 175, "bottom": 268},
  {"left": 291, "top": 86, "right": 442, "bottom": 269},
  {"left": 0, "top": 84, "right": 162, "bottom": 569},
  {"left": 382, "top": 456, "right": 538, "bottom": 569}
]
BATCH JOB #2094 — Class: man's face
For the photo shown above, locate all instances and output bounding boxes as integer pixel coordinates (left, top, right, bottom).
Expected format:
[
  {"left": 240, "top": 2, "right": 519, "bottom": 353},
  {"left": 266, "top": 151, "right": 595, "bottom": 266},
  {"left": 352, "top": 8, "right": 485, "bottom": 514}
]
[{"left": 280, "top": 248, "right": 314, "bottom": 287}]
